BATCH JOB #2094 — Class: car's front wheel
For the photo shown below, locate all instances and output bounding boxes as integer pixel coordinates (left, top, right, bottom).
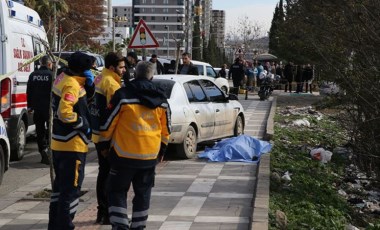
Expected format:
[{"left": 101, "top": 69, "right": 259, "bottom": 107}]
[
  {"left": 10, "top": 120, "right": 26, "bottom": 161},
  {"left": 221, "top": 86, "right": 228, "bottom": 95},
  {"left": 176, "top": 126, "right": 197, "bottom": 159},
  {"left": 234, "top": 115, "right": 244, "bottom": 136}
]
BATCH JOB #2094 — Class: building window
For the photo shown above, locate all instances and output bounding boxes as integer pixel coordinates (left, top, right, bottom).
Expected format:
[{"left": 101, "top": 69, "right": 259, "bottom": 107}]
[
  {"left": 163, "top": 16, "right": 168, "bottom": 21},
  {"left": 143, "top": 16, "right": 146, "bottom": 20},
  {"left": 151, "top": 0, "right": 155, "bottom": 3},
  {"left": 163, "top": 0, "right": 169, "bottom": 4},
  {"left": 142, "top": 8, "right": 145, "bottom": 12},
  {"left": 142, "top": 0, "right": 146, "bottom": 3},
  {"left": 151, "top": 16, "right": 155, "bottom": 20},
  {"left": 151, "top": 8, "right": 155, "bottom": 13},
  {"left": 163, "top": 8, "right": 168, "bottom": 13}
]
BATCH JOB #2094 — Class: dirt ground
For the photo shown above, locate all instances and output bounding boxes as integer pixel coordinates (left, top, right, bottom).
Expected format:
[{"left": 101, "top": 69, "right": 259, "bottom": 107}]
[{"left": 272, "top": 90, "right": 324, "bottom": 108}]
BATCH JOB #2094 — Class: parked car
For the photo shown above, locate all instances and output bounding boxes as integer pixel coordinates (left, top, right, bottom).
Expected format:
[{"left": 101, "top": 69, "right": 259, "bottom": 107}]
[
  {"left": 191, "top": 60, "right": 230, "bottom": 94},
  {"left": 0, "top": 114, "right": 11, "bottom": 185},
  {"left": 214, "top": 67, "right": 229, "bottom": 78},
  {"left": 152, "top": 75, "right": 245, "bottom": 159},
  {"left": 52, "top": 51, "right": 105, "bottom": 71}
]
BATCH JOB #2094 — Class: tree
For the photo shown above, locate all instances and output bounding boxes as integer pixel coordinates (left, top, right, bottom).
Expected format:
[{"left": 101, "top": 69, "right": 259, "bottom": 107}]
[
  {"left": 275, "top": 0, "right": 380, "bottom": 179},
  {"left": 225, "top": 15, "right": 262, "bottom": 61},
  {"left": 26, "top": 0, "right": 105, "bottom": 51},
  {"left": 24, "top": 0, "right": 69, "bottom": 49},
  {"left": 268, "top": 0, "right": 285, "bottom": 56}
]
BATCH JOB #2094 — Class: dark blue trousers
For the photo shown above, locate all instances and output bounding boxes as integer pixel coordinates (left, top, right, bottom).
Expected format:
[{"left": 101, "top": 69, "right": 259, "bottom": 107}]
[
  {"left": 107, "top": 166, "right": 155, "bottom": 230},
  {"left": 48, "top": 151, "right": 86, "bottom": 230}
]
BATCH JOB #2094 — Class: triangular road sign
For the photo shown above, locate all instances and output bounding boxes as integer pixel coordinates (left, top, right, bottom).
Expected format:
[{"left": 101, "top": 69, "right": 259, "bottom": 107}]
[
  {"left": 128, "top": 19, "right": 159, "bottom": 49},
  {"left": 234, "top": 47, "right": 245, "bottom": 55}
]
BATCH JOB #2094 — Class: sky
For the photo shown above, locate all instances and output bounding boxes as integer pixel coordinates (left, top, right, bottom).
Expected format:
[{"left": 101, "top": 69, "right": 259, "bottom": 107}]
[{"left": 112, "top": 0, "right": 278, "bottom": 34}]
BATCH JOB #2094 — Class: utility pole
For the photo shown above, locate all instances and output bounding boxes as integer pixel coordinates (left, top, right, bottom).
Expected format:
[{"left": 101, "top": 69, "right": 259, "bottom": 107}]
[{"left": 112, "top": 18, "right": 116, "bottom": 52}]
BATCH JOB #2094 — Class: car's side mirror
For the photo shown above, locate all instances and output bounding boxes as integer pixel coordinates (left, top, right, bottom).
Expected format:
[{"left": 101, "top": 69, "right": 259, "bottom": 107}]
[{"left": 227, "top": 93, "right": 239, "bottom": 101}]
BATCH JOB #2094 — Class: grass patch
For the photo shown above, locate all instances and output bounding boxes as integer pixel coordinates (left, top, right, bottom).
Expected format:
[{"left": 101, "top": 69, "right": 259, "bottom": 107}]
[{"left": 269, "top": 108, "right": 366, "bottom": 229}]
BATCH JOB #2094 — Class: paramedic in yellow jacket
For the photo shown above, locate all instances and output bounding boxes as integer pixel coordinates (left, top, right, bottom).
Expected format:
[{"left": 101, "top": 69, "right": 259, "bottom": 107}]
[
  {"left": 89, "top": 52, "right": 125, "bottom": 224},
  {"left": 98, "top": 61, "right": 171, "bottom": 230},
  {"left": 48, "top": 52, "right": 94, "bottom": 230}
]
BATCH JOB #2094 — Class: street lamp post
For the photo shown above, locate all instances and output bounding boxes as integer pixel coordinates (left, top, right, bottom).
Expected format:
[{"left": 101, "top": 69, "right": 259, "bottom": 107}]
[
  {"left": 165, "top": 25, "right": 170, "bottom": 59},
  {"left": 111, "top": 16, "right": 128, "bottom": 52}
]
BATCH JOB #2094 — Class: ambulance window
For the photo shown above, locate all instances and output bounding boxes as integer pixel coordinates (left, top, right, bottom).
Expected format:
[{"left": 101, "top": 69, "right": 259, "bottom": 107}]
[{"left": 34, "top": 43, "right": 42, "bottom": 55}]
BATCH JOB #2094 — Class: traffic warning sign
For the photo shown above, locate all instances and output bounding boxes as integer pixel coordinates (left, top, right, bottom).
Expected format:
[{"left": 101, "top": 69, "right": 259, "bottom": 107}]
[{"left": 128, "top": 19, "right": 159, "bottom": 49}]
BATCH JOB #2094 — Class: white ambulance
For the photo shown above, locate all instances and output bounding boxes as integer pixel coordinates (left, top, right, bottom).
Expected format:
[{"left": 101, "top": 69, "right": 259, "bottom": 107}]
[{"left": 0, "top": 0, "right": 47, "bottom": 161}]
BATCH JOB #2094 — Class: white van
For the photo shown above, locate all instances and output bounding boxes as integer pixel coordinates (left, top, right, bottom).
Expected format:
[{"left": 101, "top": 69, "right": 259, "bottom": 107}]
[{"left": 0, "top": 0, "right": 47, "bottom": 161}]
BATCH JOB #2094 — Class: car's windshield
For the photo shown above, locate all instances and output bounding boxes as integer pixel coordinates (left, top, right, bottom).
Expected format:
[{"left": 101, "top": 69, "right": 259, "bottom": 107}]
[{"left": 152, "top": 79, "right": 175, "bottom": 98}]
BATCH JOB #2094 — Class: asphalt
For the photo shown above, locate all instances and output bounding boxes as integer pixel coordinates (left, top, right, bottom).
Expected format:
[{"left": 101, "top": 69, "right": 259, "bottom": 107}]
[{"left": 0, "top": 91, "right": 275, "bottom": 230}]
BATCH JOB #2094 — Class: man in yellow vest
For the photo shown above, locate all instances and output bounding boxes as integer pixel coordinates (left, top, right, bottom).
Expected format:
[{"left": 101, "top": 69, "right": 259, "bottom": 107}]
[
  {"left": 89, "top": 52, "right": 125, "bottom": 225},
  {"left": 98, "top": 61, "right": 171, "bottom": 229}
]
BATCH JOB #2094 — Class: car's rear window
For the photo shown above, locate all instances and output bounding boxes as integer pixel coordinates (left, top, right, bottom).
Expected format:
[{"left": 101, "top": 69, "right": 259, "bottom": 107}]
[{"left": 152, "top": 79, "right": 175, "bottom": 98}]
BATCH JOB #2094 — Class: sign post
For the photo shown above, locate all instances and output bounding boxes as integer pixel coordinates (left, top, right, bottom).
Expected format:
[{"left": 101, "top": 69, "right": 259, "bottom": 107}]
[{"left": 128, "top": 19, "right": 160, "bottom": 60}]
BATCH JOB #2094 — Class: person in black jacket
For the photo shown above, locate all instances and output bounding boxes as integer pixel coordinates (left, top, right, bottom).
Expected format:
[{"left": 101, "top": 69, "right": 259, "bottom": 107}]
[
  {"left": 228, "top": 58, "right": 245, "bottom": 88},
  {"left": 98, "top": 61, "right": 171, "bottom": 230},
  {"left": 302, "top": 64, "right": 313, "bottom": 93},
  {"left": 283, "top": 62, "right": 294, "bottom": 93},
  {"left": 27, "top": 55, "right": 53, "bottom": 165},
  {"left": 178, "top": 52, "right": 199, "bottom": 75}
]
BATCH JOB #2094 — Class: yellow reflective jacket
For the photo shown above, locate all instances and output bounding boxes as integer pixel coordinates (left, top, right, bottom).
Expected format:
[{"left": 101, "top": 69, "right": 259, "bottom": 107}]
[
  {"left": 99, "top": 78, "right": 171, "bottom": 168},
  {"left": 90, "top": 68, "right": 122, "bottom": 143},
  {"left": 51, "top": 72, "right": 91, "bottom": 153}
]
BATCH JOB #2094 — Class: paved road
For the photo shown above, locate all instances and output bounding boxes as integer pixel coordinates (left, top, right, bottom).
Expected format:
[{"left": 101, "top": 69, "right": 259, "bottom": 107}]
[{"left": 0, "top": 92, "right": 273, "bottom": 230}]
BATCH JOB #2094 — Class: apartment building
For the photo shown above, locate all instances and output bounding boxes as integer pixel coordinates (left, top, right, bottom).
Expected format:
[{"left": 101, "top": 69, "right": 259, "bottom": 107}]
[
  {"left": 132, "top": 0, "right": 194, "bottom": 59},
  {"left": 210, "top": 10, "right": 225, "bottom": 48}
]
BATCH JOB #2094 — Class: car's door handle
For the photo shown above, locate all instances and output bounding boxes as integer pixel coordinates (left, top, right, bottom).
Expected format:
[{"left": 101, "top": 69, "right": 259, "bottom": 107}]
[
  {"left": 216, "top": 109, "right": 220, "bottom": 112},
  {"left": 195, "top": 110, "right": 200, "bottom": 114}
]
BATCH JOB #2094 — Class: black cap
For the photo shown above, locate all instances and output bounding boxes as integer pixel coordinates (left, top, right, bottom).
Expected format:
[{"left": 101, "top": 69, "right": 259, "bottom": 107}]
[{"left": 68, "top": 52, "right": 93, "bottom": 74}]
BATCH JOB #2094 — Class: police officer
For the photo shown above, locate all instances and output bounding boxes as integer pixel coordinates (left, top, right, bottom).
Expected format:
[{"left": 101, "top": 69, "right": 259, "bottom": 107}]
[
  {"left": 229, "top": 58, "right": 245, "bottom": 88},
  {"left": 89, "top": 52, "right": 125, "bottom": 225},
  {"left": 48, "top": 52, "right": 93, "bottom": 230},
  {"left": 27, "top": 55, "right": 53, "bottom": 165},
  {"left": 98, "top": 61, "right": 171, "bottom": 230}
]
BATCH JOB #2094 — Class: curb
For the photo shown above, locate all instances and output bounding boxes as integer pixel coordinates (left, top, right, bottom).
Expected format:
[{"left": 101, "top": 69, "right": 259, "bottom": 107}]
[{"left": 251, "top": 96, "right": 277, "bottom": 230}]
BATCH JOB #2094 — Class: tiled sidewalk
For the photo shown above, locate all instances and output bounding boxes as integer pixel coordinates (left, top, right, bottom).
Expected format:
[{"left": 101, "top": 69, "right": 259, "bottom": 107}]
[{"left": 0, "top": 94, "right": 274, "bottom": 230}]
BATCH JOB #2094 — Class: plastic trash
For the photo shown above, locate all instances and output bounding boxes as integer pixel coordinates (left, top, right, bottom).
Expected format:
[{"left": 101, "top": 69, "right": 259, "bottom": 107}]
[
  {"left": 293, "top": 118, "right": 310, "bottom": 127},
  {"left": 310, "top": 148, "right": 333, "bottom": 163},
  {"left": 198, "top": 135, "right": 272, "bottom": 163},
  {"left": 281, "top": 171, "right": 292, "bottom": 182}
]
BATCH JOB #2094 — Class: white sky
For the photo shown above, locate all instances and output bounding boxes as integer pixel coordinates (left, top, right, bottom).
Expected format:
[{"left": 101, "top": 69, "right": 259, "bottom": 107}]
[{"left": 111, "top": 0, "right": 277, "bottom": 34}]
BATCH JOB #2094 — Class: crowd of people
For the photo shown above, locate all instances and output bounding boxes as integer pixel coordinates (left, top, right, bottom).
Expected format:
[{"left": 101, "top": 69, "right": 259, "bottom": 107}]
[
  {"left": 27, "top": 51, "right": 172, "bottom": 230},
  {"left": 218, "top": 57, "right": 315, "bottom": 94}
]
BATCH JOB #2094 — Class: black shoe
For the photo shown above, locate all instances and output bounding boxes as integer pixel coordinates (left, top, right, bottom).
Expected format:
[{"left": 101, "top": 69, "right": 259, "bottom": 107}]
[
  {"left": 101, "top": 216, "right": 110, "bottom": 225},
  {"left": 40, "top": 157, "right": 50, "bottom": 165}
]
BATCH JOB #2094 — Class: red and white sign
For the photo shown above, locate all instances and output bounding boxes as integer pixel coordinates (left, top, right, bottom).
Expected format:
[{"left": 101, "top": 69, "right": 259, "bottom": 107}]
[{"left": 128, "top": 19, "right": 159, "bottom": 49}]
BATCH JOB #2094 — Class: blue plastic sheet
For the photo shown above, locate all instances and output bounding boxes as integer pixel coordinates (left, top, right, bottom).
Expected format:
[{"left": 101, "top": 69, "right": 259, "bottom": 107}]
[{"left": 198, "top": 135, "right": 272, "bottom": 163}]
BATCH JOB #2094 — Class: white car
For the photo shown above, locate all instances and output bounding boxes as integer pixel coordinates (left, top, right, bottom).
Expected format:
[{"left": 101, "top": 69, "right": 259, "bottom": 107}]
[
  {"left": 191, "top": 60, "right": 230, "bottom": 94},
  {"left": 0, "top": 114, "right": 10, "bottom": 185},
  {"left": 152, "top": 75, "right": 245, "bottom": 159}
]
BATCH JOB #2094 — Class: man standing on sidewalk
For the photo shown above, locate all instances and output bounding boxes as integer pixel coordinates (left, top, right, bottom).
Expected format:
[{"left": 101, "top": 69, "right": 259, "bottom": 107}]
[
  {"left": 27, "top": 55, "right": 53, "bottom": 165},
  {"left": 48, "top": 52, "right": 93, "bottom": 230},
  {"left": 98, "top": 61, "right": 171, "bottom": 229},
  {"left": 89, "top": 52, "right": 125, "bottom": 225}
]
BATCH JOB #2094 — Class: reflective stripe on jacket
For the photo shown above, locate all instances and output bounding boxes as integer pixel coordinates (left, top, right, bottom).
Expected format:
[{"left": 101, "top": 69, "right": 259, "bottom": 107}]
[
  {"left": 90, "top": 68, "right": 121, "bottom": 143},
  {"left": 51, "top": 72, "right": 91, "bottom": 153},
  {"left": 99, "top": 79, "right": 171, "bottom": 168}
]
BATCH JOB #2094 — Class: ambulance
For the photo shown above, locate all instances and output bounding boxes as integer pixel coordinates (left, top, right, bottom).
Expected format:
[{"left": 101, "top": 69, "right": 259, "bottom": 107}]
[{"left": 0, "top": 0, "right": 47, "bottom": 161}]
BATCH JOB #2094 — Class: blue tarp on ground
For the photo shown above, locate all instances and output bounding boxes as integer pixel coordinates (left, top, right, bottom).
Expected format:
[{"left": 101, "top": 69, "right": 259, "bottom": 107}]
[{"left": 198, "top": 135, "right": 272, "bottom": 163}]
